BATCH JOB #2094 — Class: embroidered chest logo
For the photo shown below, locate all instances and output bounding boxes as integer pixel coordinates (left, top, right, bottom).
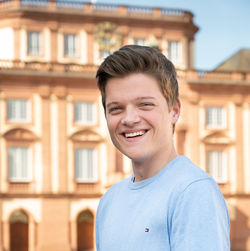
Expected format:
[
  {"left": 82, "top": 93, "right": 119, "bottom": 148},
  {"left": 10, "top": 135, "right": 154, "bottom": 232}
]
[{"left": 145, "top": 227, "right": 150, "bottom": 232}]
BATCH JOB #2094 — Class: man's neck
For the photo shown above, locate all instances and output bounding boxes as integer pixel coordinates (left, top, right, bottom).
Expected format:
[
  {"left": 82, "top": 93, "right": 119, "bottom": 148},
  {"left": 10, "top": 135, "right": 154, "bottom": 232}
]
[{"left": 132, "top": 148, "right": 177, "bottom": 182}]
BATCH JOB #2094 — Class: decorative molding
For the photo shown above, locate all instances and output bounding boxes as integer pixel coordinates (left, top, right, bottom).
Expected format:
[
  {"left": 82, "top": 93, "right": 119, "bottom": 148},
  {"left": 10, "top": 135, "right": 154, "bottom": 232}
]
[
  {"left": 232, "top": 94, "right": 243, "bottom": 106},
  {"left": 38, "top": 85, "right": 50, "bottom": 99},
  {"left": 94, "top": 22, "right": 122, "bottom": 51},
  {"left": 70, "top": 129, "right": 104, "bottom": 142},
  {"left": 3, "top": 128, "right": 38, "bottom": 141},
  {"left": 52, "top": 85, "right": 67, "bottom": 99},
  {"left": 201, "top": 131, "right": 234, "bottom": 145},
  {"left": 181, "top": 91, "right": 200, "bottom": 105},
  {"left": 118, "top": 25, "right": 129, "bottom": 36}
]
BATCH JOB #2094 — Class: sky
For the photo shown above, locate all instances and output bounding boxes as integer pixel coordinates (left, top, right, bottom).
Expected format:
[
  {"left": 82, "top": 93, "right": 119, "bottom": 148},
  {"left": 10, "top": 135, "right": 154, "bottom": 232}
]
[{"left": 95, "top": 0, "right": 250, "bottom": 70}]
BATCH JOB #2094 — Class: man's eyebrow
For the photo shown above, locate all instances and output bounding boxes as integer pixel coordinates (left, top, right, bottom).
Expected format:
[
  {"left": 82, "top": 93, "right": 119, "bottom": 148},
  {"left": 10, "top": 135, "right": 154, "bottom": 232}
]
[
  {"left": 136, "top": 96, "right": 156, "bottom": 101},
  {"left": 106, "top": 102, "right": 119, "bottom": 108}
]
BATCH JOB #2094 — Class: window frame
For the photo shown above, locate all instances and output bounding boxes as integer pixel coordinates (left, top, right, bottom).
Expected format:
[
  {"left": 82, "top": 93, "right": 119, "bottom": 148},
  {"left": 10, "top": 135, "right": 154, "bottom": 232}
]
[
  {"left": 206, "top": 149, "right": 228, "bottom": 184},
  {"left": 205, "top": 106, "right": 227, "bottom": 130},
  {"left": 27, "top": 31, "right": 42, "bottom": 56},
  {"left": 74, "top": 147, "right": 98, "bottom": 183},
  {"left": 99, "top": 37, "right": 113, "bottom": 59},
  {"left": 64, "top": 33, "right": 78, "bottom": 58},
  {"left": 7, "top": 145, "right": 33, "bottom": 183},
  {"left": 100, "top": 49, "right": 112, "bottom": 59},
  {"left": 134, "top": 38, "right": 147, "bottom": 46},
  {"left": 74, "top": 101, "right": 97, "bottom": 126},
  {"left": 168, "top": 40, "right": 182, "bottom": 65},
  {"left": 6, "top": 98, "right": 31, "bottom": 123}
]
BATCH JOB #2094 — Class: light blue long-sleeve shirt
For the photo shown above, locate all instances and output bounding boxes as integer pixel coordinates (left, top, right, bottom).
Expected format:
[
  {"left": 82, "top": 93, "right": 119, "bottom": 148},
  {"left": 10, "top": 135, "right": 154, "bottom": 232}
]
[{"left": 96, "top": 156, "right": 230, "bottom": 251}]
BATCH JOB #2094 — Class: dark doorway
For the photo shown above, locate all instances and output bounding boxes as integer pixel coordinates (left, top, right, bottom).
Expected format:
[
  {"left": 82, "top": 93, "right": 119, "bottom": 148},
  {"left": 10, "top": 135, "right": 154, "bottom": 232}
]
[
  {"left": 77, "top": 210, "right": 94, "bottom": 251},
  {"left": 10, "top": 210, "right": 29, "bottom": 251}
]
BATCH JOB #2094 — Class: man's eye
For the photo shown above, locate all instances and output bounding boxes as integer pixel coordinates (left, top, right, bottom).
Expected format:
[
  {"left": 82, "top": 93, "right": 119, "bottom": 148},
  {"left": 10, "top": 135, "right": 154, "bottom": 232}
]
[
  {"left": 140, "top": 103, "right": 154, "bottom": 108},
  {"left": 109, "top": 107, "right": 122, "bottom": 114}
]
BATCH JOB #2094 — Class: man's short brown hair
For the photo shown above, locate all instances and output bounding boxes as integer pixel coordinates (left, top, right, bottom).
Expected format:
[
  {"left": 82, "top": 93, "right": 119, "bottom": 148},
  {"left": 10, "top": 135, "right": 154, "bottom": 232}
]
[{"left": 96, "top": 45, "right": 179, "bottom": 112}]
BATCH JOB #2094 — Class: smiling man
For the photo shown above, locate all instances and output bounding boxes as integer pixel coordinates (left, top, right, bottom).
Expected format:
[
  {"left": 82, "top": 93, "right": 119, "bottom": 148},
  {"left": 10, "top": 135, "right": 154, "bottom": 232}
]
[{"left": 95, "top": 45, "right": 230, "bottom": 251}]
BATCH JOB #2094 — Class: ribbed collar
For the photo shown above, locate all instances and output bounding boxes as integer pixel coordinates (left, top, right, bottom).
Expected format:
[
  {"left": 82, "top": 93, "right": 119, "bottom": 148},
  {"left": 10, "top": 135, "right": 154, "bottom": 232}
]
[{"left": 128, "top": 155, "right": 183, "bottom": 190}]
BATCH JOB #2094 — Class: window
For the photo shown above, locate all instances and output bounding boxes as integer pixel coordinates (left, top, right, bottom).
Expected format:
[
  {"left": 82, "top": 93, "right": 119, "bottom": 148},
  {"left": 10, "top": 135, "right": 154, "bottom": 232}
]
[
  {"left": 135, "top": 38, "right": 146, "bottom": 46},
  {"left": 74, "top": 102, "right": 97, "bottom": 125},
  {"left": 100, "top": 50, "right": 112, "bottom": 59},
  {"left": 7, "top": 99, "right": 30, "bottom": 123},
  {"left": 75, "top": 148, "right": 97, "bottom": 182},
  {"left": 99, "top": 37, "right": 112, "bottom": 59},
  {"left": 64, "top": 34, "right": 77, "bottom": 57},
  {"left": 101, "top": 37, "right": 111, "bottom": 46},
  {"left": 168, "top": 41, "right": 182, "bottom": 65},
  {"left": 28, "top": 31, "right": 41, "bottom": 55},
  {"left": 8, "top": 146, "right": 32, "bottom": 182},
  {"left": 207, "top": 150, "right": 228, "bottom": 183},
  {"left": 206, "top": 106, "right": 226, "bottom": 129}
]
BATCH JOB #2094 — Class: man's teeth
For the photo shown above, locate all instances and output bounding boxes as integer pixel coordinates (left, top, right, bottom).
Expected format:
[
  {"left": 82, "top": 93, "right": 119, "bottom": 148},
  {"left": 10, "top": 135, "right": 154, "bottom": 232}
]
[{"left": 125, "top": 131, "right": 145, "bottom": 138}]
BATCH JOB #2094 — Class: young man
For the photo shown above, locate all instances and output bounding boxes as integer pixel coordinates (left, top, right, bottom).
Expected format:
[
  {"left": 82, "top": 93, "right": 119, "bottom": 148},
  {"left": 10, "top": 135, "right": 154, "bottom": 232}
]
[{"left": 95, "top": 45, "right": 230, "bottom": 251}]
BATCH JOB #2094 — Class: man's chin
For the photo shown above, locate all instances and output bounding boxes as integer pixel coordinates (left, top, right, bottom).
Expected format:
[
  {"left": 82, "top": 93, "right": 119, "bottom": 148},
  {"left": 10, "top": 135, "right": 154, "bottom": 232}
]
[
  {"left": 124, "top": 152, "right": 147, "bottom": 163},
  {"left": 113, "top": 143, "right": 148, "bottom": 162}
]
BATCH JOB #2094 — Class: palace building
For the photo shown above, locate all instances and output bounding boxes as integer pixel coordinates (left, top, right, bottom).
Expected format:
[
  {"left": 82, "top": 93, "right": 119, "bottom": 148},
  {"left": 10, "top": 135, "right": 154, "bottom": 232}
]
[{"left": 0, "top": 1, "right": 249, "bottom": 250}]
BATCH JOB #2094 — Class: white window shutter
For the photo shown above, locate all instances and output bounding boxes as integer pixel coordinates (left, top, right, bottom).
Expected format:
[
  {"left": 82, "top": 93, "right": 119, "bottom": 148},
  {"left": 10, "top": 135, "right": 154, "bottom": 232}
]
[
  {"left": 74, "top": 102, "right": 97, "bottom": 125},
  {"left": 7, "top": 99, "right": 30, "bottom": 122},
  {"left": 207, "top": 150, "right": 228, "bottom": 184},
  {"left": 75, "top": 148, "right": 97, "bottom": 182},
  {"left": 8, "top": 147, "right": 32, "bottom": 182},
  {"left": 28, "top": 31, "right": 40, "bottom": 55},
  {"left": 168, "top": 41, "right": 182, "bottom": 65},
  {"left": 206, "top": 106, "right": 226, "bottom": 129},
  {"left": 65, "top": 34, "right": 77, "bottom": 57}
]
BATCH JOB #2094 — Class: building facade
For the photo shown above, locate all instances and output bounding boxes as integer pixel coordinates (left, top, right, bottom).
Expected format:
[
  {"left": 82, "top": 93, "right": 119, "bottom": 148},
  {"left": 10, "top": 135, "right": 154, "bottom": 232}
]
[{"left": 0, "top": 1, "right": 249, "bottom": 250}]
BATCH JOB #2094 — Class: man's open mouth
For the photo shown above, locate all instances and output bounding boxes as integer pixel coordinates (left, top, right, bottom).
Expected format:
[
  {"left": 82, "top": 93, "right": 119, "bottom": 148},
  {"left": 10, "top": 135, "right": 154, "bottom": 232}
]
[{"left": 123, "top": 130, "right": 147, "bottom": 138}]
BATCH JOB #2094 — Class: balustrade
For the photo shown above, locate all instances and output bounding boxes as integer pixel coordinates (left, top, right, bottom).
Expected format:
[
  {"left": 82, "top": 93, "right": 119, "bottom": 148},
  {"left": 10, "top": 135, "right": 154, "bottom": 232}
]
[
  {"left": 92, "top": 3, "right": 118, "bottom": 12},
  {"left": 127, "top": 5, "right": 153, "bottom": 14},
  {"left": 56, "top": 0, "right": 84, "bottom": 9},
  {"left": 0, "top": 0, "right": 189, "bottom": 20},
  {"left": 0, "top": 60, "right": 248, "bottom": 84},
  {"left": 21, "top": 0, "right": 48, "bottom": 6},
  {"left": 161, "top": 7, "right": 184, "bottom": 16},
  {"left": 0, "top": 59, "right": 98, "bottom": 74}
]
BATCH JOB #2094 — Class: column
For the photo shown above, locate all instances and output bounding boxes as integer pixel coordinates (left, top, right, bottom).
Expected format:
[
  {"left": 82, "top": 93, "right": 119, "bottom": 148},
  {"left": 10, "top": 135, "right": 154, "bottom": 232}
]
[{"left": 243, "top": 102, "right": 250, "bottom": 193}]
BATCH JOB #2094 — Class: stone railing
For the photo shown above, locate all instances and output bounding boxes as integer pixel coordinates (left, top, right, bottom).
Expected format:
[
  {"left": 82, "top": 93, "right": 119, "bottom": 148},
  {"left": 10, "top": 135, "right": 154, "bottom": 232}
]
[
  {"left": 0, "top": 59, "right": 98, "bottom": 74},
  {"left": 1, "top": 60, "right": 250, "bottom": 82},
  {"left": 182, "top": 69, "right": 250, "bottom": 82},
  {"left": 0, "top": 0, "right": 191, "bottom": 20},
  {"left": 91, "top": 2, "right": 118, "bottom": 12},
  {"left": 127, "top": 5, "right": 153, "bottom": 14}
]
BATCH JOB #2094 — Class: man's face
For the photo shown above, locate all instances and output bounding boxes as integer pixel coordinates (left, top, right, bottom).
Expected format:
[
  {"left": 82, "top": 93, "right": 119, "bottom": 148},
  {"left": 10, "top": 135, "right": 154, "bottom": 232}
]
[{"left": 105, "top": 73, "right": 180, "bottom": 163}]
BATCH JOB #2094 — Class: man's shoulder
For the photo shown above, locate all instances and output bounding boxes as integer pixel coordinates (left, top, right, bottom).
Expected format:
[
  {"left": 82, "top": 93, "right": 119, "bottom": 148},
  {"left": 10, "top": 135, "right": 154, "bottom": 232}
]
[
  {"left": 163, "top": 156, "right": 227, "bottom": 216},
  {"left": 107, "top": 176, "right": 130, "bottom": 192},
  {"left": 162, "top": 156, "right": 215, "bottom": 191},
  {"left": 168, "top": 156, "right": 210, "bottom": 177},
  {"left": 98, "top": 176, "right": 130, "bottom": 206}
]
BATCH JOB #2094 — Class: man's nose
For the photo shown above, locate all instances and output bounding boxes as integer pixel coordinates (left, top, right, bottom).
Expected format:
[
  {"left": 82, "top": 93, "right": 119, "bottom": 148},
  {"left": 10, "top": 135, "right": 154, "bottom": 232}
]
[{"left": 121, "top": 106, "right": 140, "bottom": 127}]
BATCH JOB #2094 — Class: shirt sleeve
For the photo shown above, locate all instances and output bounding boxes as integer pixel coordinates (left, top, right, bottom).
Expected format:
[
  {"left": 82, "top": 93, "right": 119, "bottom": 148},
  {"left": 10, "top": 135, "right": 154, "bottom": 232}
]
[{"left": 170, "top": 178, "right": 230, "bottom": 251}]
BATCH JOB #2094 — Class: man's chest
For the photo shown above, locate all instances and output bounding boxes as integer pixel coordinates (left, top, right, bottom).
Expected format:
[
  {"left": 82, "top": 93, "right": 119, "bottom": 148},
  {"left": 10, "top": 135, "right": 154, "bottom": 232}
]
[{"left": 98, "top": 192, "right": 171, "bottom": 251}]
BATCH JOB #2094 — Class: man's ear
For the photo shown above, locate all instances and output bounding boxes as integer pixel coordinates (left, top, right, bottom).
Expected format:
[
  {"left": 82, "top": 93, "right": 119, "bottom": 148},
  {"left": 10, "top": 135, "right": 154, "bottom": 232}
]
[{"left": 171, "top": 100, "right": 181, "bottom": 124}]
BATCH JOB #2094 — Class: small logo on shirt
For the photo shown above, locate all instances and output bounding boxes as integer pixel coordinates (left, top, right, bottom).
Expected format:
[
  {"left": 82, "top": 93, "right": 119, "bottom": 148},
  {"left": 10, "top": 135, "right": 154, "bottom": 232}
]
[{"left": 145, "top": 227, "right": 150, "bottom": 232}]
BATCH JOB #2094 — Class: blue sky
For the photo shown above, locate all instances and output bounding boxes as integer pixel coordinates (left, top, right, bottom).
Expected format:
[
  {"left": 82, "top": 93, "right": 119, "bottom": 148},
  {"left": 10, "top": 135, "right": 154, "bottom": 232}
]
[{"left": 96, "top": 0, "right": 250, "bottom": 70}]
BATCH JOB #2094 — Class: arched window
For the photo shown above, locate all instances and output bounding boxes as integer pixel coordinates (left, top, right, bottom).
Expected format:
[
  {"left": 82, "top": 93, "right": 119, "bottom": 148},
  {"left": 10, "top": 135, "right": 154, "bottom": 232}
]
[
  {"left": 77, "top": 210, "right": 94, "bottom": 251},
  {"left": 9, "top": 210, "right": 29, "bottom": 251}
]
